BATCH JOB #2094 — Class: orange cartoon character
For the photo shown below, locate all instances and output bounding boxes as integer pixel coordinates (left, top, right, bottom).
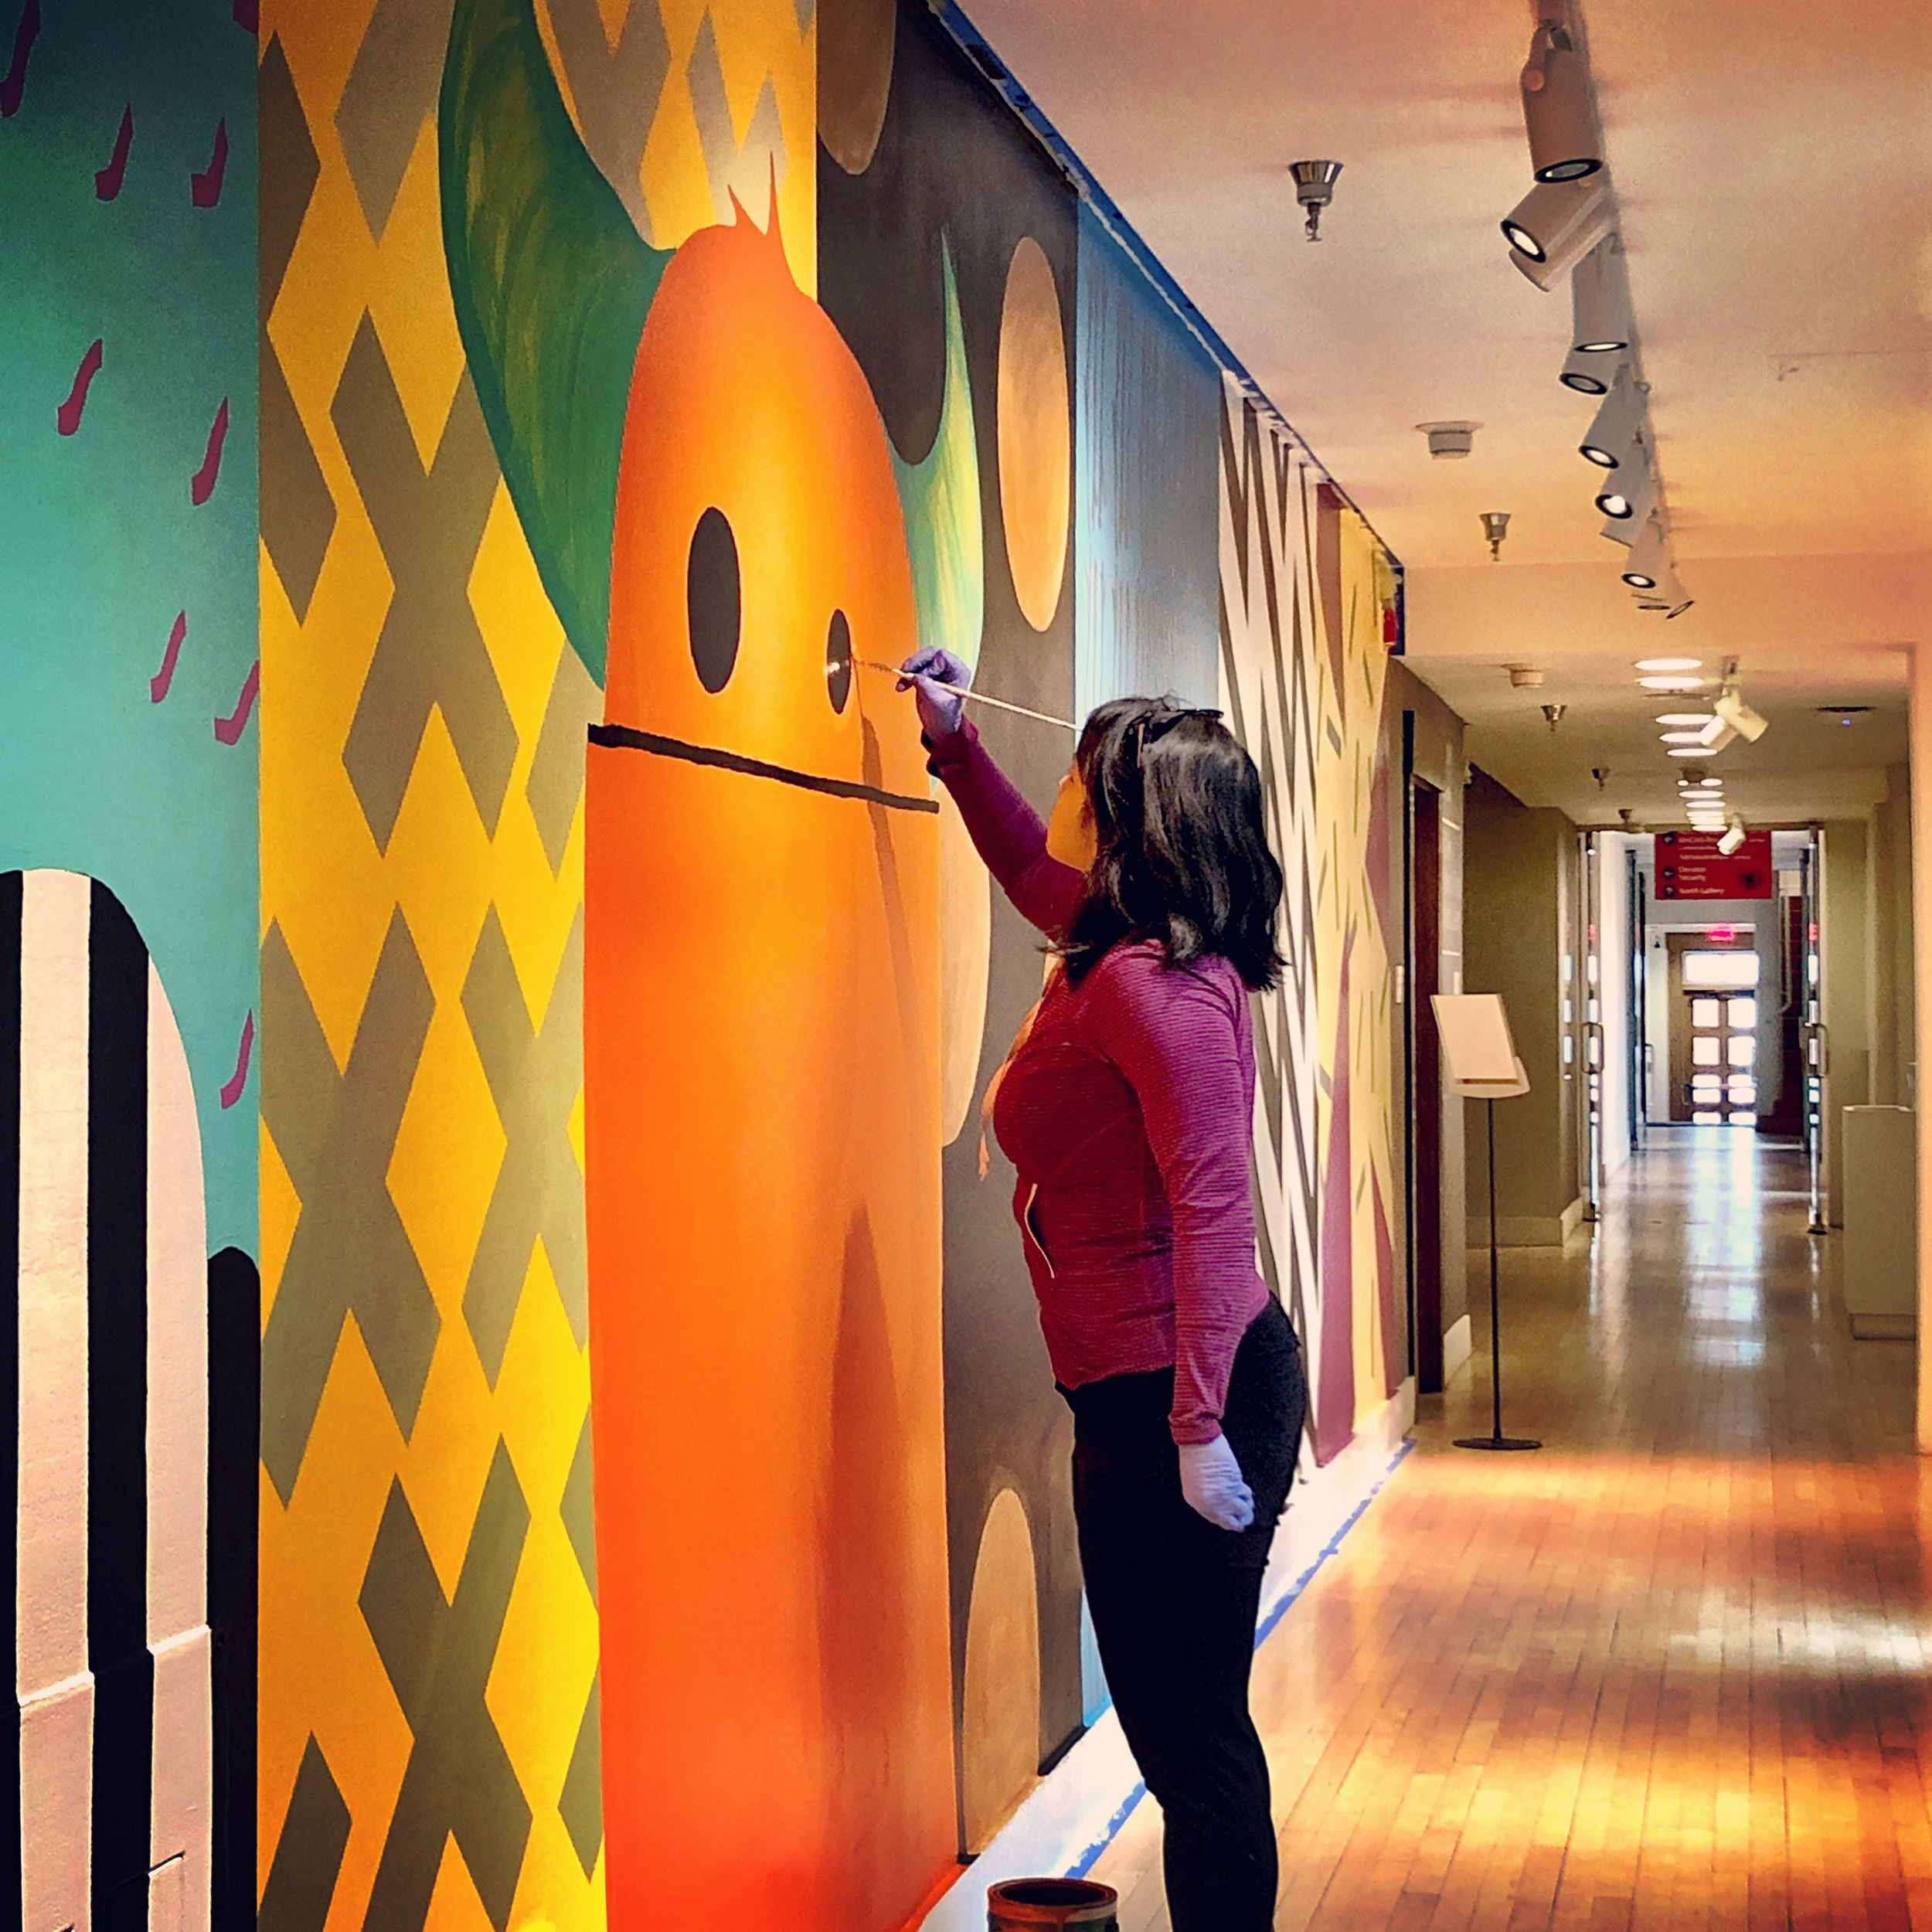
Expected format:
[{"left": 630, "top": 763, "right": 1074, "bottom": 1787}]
[{"left": 441, "top": 1, "right": 975, "bottom": 1924}]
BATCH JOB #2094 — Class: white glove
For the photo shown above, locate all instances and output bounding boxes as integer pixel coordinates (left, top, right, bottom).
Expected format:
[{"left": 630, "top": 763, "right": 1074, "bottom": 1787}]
[{"left": 1178, "top": 1433, "right": 1255, "bottom": 1532}]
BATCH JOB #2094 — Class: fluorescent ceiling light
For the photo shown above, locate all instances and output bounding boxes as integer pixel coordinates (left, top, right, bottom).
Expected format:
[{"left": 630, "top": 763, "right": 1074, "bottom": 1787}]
[
  {"left": 1636, "top": 658, "right": 1701, "bottom": 672},
  {"left": 1668, "top": 747, "right": 1711, "bottom": 757},
  {"left": 1660, "top": 731, "right": 1704, "bottom": 745},
  {"left": 1701, "top": 778, "right": 1725, "bottom": 789},
  {"left": 1639, "top": 675, "right": 1705, "bottom": 692},
  {"left": 1656, "top": 713, "right": 1713, "bottom": 726}
]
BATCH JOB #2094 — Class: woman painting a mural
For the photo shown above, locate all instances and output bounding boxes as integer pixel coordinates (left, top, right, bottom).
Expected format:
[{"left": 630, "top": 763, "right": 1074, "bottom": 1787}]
[{"left": 898, "top": 647, "right": 1308, "bottom": 1932}]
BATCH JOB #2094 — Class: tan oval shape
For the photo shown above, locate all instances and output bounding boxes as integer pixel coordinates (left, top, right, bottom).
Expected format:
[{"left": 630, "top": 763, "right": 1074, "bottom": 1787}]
[
  {"left": 939, "top": 793, "right": 993, "bottom": 1145},
  {"left": 996, "top": 236, "right": 1070, "bottom": 631},
  {"left": 961, "top": 1488, "right": 1042, "bottom": 1852},
  {"left": 818, "top": 0, "right": 897, "bottom": 175}
]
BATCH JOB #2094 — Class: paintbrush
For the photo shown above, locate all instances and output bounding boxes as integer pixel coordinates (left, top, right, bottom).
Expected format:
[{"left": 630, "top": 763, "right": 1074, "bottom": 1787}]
[{"left": 858, "top": 657, "right": 1074, "bottom": 731}]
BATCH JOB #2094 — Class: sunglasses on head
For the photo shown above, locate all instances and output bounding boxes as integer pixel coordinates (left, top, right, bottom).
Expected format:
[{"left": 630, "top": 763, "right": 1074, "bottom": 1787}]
[{"left": 1132, "top": 706, "right": 1223, "bottom": 766}]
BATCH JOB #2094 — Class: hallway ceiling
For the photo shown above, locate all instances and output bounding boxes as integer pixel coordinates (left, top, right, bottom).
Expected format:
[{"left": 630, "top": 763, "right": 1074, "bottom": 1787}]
[{"left": 964, "top": 0, "right": 1932, "bottom": 823}]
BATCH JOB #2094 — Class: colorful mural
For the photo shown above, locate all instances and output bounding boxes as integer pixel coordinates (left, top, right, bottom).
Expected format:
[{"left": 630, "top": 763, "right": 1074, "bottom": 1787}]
[
  {"left": 1217, "top": 392, "right": 1325, "bottom": 1448},
  {"left": 0, "top": 0, "right": 258, "bottom": 1253},
  {"left": 2, "top": 872, "right": 260, "bottom": 1932},
  {"left": 1320, "top": 497, "right": 1406, "bottom": 1427},
  {"left": 255, "top": 0, "right": 603, "bottom": 1921},
  {"left": 0, "top": 6, "right": 260, "bottom": 1924},
  {"left": 821, "top": 0, "right": 1088, "bottom": 1853},
  {"left": 2, "top": 0, "right": 1418, "bottom": 1924},
  {"left": 1216, "top": 392, "right": 1403, "bottom": 1468},
  {"left": 438, "top": 0, "right": 961, "bottom": 1918}
]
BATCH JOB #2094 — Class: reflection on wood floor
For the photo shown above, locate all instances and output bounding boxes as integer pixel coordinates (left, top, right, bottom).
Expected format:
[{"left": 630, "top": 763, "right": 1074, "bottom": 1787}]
[{"left": 1094, "top": 1129, "right": 1926, "bottom": 1930}]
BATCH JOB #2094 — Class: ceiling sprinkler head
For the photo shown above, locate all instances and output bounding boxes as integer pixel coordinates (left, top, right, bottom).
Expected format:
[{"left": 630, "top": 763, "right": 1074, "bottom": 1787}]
[
  {"left": 1291, "top": 159, "right": 1343, "bottom": 240},
  {"left": 1592, "top": 766, "right": 1611, "bottom": 790},
  {"left": 1543, "top": 702, "right": 1567, "bottom": 733},
  {"left": 1617, "top": 807, "right": 1635, "bottom": 828},
  {"left": 1481, "top": 510, "right": 1512, "bottom": 560}
]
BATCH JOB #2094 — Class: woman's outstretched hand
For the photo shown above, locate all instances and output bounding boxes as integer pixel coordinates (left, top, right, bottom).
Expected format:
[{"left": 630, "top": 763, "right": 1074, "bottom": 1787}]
[
  {"left": 897, "top": 647, "right": 971, "bottom": 740},
  {"left": 1179, "top": 1434, "right": 1257, "bottom": 1532}
]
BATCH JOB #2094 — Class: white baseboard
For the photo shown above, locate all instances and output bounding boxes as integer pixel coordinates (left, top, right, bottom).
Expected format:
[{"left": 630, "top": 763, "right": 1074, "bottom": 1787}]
[
  {"left": 918, "top": 1396, "right": 1415, "bottom": 1929},
  {"left": 1442, "top": 1312, "right": 1473, "bottom": 1383}
]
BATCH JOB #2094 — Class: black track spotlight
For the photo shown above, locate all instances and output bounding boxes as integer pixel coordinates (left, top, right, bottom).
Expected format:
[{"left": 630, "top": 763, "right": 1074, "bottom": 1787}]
[
  {"left": 1502, "top": 178, "right": 1614, "bottom": 291},
  {"left": 1620, "top": 515, "right": 1668, "bottom": 590},
  {"left": 1520, "top": 12, "right": 1603, "bottom": 184},
  {"left": 1579, "top": 367, "right": 1643, "bottom": 470},
  {"left": 1570, "top": 236, "right": 1630, "bottom": 353}
]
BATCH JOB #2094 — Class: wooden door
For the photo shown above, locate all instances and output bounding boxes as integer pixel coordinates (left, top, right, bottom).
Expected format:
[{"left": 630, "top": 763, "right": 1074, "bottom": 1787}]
[{"left": 1665, "top": 933, "right": 1761, "bottom": 1124}]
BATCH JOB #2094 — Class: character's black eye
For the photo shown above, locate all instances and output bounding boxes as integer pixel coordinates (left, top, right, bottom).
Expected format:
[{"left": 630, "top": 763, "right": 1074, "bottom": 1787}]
[
  {"left": 825, "top": 610, "right": 852, "bottom": 713},
  {"left": 687, "top": 507, "right": 740, "bottom": 693}
]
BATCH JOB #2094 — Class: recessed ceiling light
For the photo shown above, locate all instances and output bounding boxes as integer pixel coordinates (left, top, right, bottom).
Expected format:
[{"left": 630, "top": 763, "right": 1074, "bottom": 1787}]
[
  {"left": 1656, "top": 713, "right": 1713, "bottom": 726},
  {"left": 1639, "top": 675, "right": 1706, "bottom": 692},
  {"left": 1660, "top": 730, "right": 1704, "bottom": 744},
  {"left": 1635, "top": 658, "right": 1702, "bottom": 672}
]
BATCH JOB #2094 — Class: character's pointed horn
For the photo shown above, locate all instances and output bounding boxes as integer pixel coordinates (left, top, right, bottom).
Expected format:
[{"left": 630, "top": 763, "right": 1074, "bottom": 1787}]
[
  {"left": 440, "top": 0, "right": 670, "bottom": 685},
  {"left": 893, "top": 240, "right": 985, "bottom": 675}
]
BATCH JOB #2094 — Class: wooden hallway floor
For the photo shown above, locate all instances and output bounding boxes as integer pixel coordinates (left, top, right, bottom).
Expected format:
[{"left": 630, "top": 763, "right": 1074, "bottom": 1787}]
[{"left": 1097, "top": 1131, "right": 1930, "bottom": 1930}]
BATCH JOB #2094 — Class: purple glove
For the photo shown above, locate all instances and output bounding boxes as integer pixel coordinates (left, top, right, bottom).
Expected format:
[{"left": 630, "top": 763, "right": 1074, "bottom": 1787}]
[
  {"left": 896, "top": 646, "right": 971, "bottom": 741},
  {"left": 1179, "top": 1434, "right": 1256, "bottom": 1532}
]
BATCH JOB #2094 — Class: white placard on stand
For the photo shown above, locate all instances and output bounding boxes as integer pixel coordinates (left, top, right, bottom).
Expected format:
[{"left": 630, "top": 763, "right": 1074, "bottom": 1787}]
[{"left": 1432, "top": 992, "right": 1530, "bottom": 1099}]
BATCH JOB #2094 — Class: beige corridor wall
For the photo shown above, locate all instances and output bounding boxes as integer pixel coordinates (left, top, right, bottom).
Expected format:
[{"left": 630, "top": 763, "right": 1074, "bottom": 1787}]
[
  {"left": 1824, "top": 817, "right": 1872, "bottom": 1226},
  {"left": 1462, "top": 769, "right": 1582, "bottom": 1246},
  {"left": 1872, "top": 765, "right": 1916, "bottom": 1108}
]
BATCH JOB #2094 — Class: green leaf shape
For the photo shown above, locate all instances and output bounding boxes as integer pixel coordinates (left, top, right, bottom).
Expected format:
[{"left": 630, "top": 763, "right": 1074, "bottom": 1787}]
[{"left": 440, "top": 0, "right": 672, "bottom": 685}]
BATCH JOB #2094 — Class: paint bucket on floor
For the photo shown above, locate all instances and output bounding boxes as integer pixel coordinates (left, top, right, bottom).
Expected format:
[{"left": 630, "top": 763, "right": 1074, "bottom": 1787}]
[{"left": 987, "top": 1877, "right": 1119, "bottom": 1929}]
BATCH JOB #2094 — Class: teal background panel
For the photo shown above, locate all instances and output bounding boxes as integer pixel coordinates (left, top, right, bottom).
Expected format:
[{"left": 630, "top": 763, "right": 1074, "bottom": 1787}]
[{"left": 0, "top": 0, "right": 260, "bottom": 1253}]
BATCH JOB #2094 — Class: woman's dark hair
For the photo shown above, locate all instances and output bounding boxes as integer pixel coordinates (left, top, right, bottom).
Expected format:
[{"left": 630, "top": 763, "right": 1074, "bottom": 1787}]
[{"left": 1056, "top": 696, "right": 1286, "bottom": 992}]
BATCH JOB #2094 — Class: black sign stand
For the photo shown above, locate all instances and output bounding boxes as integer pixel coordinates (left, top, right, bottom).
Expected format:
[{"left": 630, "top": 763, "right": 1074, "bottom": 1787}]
[
  {"left": 1454, "top": 1097, "right": 1541, "bottom": 1452},
  {"left": 1430, "top": 994, "right": 1541, "bottom": 1454}
]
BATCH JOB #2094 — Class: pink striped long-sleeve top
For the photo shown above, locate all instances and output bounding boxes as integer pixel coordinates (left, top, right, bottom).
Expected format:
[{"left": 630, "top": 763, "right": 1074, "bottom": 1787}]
[{"left": 930, "top": 722, "right": 1270, "bottom": 1444}]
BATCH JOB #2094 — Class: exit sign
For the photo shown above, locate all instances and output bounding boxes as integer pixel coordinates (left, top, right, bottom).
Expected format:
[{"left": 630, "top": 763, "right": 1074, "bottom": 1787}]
[{"left": 1655, "top": 829, "right": 1774, "bottom": 900}]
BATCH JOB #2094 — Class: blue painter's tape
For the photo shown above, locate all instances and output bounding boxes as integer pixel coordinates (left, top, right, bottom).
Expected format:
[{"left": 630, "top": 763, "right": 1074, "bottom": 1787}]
[
  {"left": 1054, "top": 1439, "right": 1415, "bottom": 1880},
  {"left": 1064, "top": 1782, "right": 1148, "bottom": 1881},
  {"left": 1254, "top": 1439, "right": 1414, "bottom": 1651}
]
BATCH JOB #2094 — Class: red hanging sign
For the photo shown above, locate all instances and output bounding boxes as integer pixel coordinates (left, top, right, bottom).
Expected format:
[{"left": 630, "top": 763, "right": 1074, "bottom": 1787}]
[{"left": 1654, "top": 829, "right": 1774, "bottom": 900}]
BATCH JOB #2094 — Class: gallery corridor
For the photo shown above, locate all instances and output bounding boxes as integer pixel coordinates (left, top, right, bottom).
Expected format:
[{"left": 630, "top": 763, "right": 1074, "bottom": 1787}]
[{"left": 1093, "top": 1131, "right": 1927, "bottom": 1930}]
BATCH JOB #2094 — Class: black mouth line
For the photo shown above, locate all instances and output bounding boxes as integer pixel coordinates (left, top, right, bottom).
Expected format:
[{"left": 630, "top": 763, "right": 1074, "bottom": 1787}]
[{"left": 589, "top": 723, "right": 940, "bottom": 815}]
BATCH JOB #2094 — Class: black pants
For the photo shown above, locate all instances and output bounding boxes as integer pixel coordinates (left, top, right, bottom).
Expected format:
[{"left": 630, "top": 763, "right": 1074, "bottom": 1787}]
[{"left": 1065, "top": 1298, "right": 1305, "bottom": 1932}]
